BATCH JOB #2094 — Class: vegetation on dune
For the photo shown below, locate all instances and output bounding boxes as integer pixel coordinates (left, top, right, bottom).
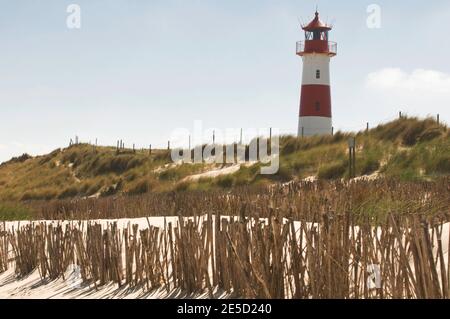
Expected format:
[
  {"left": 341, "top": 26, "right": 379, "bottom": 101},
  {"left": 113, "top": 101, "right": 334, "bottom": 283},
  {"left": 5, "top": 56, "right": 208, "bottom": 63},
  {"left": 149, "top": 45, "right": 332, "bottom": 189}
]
[
  {"left": 0, "top": 202, "right": 33, "bottom": 221},
  {"left": 0, "top": 117, "right": 448, "bottom": 202},
  {"left": 5, "top": 178, "right": 444, "bottom": 222},
  {"left": 318, "top": 160, "right": 348, "bottom": 180},
  {"left": 0, "top": 153, "right": 32, "bottom": 167}
]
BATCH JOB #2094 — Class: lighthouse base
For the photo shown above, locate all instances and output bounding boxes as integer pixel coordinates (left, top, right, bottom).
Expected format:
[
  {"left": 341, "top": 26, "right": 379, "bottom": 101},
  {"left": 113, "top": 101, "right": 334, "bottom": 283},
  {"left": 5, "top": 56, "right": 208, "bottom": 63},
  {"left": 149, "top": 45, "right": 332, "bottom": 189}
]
[{"left": 298, "top": 116, "right": 332, "bottom": 137}]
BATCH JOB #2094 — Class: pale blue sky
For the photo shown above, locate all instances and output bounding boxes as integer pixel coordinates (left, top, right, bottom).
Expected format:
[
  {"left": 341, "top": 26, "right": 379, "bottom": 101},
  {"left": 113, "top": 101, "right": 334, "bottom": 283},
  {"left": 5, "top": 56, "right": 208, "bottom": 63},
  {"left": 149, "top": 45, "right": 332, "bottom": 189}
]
[{"left": 1, "top": 0, "right": 450, "bottom": 162}]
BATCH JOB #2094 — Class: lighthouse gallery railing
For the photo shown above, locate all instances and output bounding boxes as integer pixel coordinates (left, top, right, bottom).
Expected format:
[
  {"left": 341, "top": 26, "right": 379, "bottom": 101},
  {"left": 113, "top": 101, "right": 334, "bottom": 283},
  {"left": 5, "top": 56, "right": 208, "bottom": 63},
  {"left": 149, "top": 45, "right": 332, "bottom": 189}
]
[{"left": 296, "top": 41, "right": 337, "bottom": 56}]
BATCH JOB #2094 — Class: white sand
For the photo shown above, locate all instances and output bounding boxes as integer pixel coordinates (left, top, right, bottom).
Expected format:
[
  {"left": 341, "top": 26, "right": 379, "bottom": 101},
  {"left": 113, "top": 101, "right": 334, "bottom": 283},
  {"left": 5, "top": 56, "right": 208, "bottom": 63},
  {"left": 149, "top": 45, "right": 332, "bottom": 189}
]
[
  {"left": 182, "top": 164, "right": 241, "bottom": 181},
  {"left": 0, "top": 267, "right": 229, "bottom": 299}
]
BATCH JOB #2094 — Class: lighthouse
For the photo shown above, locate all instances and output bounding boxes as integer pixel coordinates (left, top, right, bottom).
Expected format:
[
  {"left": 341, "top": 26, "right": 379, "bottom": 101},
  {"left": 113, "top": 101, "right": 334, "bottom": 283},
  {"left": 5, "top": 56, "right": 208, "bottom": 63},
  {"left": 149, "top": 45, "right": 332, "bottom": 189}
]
[{"left": 297, "top": 11, "right": 337, "bottom": 137}]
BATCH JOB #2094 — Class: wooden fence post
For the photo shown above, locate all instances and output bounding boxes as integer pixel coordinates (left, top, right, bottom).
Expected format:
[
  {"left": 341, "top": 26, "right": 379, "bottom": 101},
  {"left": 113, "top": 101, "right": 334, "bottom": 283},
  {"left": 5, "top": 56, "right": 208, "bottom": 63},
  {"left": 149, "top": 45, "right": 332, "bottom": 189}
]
[{"left": 348, "top": 137, "right": 356, "bottom": 178}]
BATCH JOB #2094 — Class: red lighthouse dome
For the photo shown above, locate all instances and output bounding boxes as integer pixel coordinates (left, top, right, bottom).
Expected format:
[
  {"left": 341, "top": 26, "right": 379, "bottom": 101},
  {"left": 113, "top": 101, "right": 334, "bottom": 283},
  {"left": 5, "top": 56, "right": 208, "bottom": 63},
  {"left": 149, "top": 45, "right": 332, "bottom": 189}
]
[{"left": 296, "top": 11, "right": 337, "bottom": 137}]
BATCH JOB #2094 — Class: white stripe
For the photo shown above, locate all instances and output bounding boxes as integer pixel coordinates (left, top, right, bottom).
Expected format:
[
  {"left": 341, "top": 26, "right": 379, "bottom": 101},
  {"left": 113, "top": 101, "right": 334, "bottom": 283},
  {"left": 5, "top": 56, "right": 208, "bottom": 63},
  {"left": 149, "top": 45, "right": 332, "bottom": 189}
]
[
  {"left": 301, "top": 54, "right": 330, "bottom": 86},
  {"left": 298, "top": 116, "right": 332, "bottom": 137}
]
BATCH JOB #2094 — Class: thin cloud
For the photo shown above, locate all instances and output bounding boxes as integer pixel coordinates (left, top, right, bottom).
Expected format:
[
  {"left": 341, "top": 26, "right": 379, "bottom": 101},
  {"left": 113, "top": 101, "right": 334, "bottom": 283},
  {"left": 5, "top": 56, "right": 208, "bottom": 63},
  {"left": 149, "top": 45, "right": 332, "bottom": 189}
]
[{"left": 366, "top": 68, "right": 450, "bottom": 94}]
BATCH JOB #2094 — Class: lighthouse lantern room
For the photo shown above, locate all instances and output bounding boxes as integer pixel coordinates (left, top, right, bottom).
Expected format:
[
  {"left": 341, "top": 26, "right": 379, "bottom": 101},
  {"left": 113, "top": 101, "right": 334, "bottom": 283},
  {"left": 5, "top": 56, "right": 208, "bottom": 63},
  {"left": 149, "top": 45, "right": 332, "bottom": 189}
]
[{"left": 297, "top": 11, "right": 337, "bottom": 137}]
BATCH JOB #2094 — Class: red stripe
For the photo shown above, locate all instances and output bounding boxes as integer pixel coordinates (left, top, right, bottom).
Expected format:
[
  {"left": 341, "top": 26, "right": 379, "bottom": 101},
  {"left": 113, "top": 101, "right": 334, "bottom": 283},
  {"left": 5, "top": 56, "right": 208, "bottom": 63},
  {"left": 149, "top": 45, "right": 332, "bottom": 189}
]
[
  {"left": 304, "top": 40, "right": 330, "bottom": 54},
  {"left": 299, "top": 85, "right": 332, "bottom": 117}
]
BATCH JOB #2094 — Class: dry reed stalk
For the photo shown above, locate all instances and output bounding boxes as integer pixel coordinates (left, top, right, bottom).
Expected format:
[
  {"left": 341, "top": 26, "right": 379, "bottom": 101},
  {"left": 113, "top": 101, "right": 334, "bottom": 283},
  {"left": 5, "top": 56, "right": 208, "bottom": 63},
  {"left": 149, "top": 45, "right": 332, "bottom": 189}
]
[
  {"left": 0, "top": 221, "right": 8, "bottom": 273},
  {"left": 9, "top": 224, "right": 39, "bottom": 277}
]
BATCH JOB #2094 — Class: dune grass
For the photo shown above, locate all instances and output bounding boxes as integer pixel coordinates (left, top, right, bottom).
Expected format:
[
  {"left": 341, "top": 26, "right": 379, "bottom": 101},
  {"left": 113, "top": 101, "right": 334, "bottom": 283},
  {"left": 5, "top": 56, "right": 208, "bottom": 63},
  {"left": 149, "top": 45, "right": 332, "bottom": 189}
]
[
  {"left": 0, "top": 202, "right": 33, "bottom": 221},
  {"left": 0, "top": 117, "right": 448, "bottom": 202}
]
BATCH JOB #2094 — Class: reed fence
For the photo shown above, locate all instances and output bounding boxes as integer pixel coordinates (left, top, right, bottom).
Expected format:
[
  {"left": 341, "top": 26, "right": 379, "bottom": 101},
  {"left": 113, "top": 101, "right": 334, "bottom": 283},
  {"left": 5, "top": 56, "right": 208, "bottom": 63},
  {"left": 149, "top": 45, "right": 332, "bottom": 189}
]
[{"left": 1, "top": 213, "right": 449, "bottom": 298}]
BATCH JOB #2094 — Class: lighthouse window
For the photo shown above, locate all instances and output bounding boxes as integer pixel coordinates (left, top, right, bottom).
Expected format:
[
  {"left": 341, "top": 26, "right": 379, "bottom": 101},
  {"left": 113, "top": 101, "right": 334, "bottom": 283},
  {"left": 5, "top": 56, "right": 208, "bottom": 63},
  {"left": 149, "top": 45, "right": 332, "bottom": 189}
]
[
  {"left": 315, "top": 102, "right": 320, "bottom": 111},
  {"left": 313, "top": 31, "right": 321, "bottom": 40},
  {"left": 316, "top": 70, "right": 321, "bottom": 79}
]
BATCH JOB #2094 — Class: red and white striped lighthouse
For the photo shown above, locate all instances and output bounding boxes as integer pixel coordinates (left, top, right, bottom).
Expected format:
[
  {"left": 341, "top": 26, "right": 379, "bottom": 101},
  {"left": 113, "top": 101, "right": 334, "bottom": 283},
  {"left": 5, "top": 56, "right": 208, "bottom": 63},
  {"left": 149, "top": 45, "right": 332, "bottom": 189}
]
[{"left": 297, "top": 11, "right": 337, "bottom": 137}]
